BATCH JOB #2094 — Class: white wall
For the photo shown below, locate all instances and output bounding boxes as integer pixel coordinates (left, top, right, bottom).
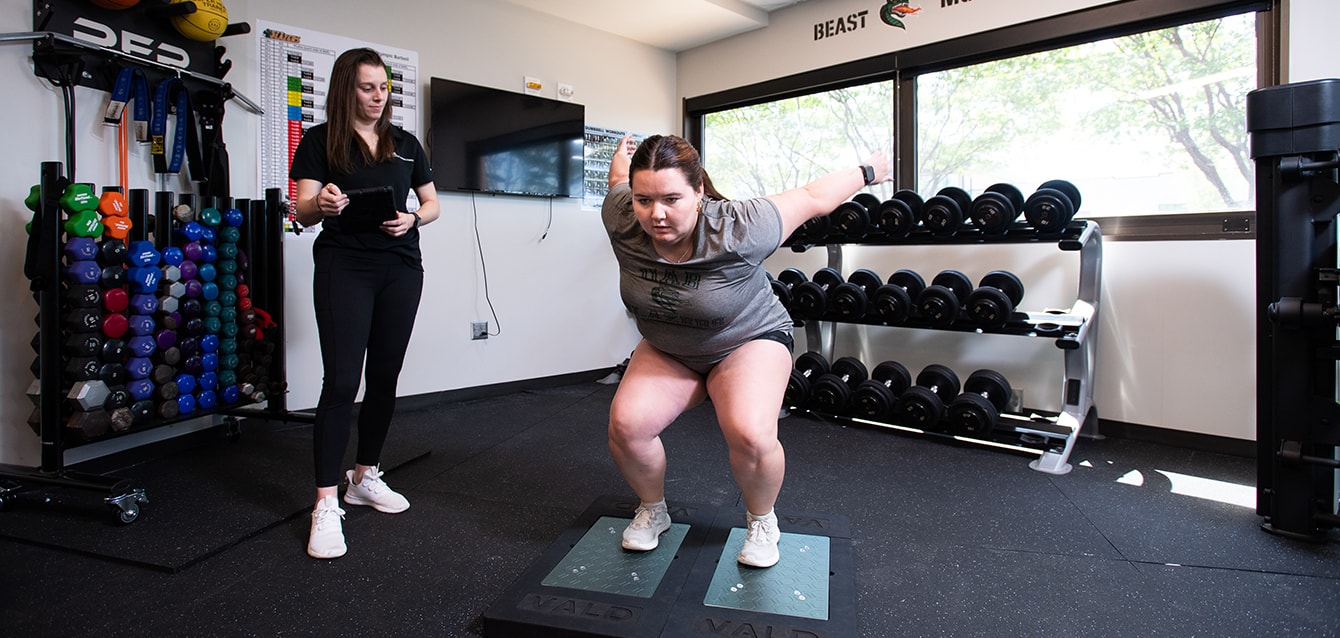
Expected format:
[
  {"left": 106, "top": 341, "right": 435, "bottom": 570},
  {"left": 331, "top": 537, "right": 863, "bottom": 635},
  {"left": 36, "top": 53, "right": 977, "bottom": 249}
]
[
  {"left": 0, "top": 0, "right": 670, "bottom": 465},
  {"left": 679, "top": 0, "right": 1338, "bottom": 442}
]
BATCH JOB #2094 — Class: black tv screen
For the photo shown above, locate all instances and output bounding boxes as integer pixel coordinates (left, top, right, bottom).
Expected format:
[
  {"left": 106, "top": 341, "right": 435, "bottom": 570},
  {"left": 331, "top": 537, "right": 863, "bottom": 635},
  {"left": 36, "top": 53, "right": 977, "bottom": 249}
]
[{"left": 430, "top": 77, "right": 585, "bottom": 198}]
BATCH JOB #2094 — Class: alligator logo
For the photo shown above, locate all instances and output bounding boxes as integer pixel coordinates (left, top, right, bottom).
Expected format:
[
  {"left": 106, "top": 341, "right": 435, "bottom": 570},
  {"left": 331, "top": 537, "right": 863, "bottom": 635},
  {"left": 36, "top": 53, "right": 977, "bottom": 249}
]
[{"left": 880, "top": 1, "right": 922, "bottom": 29}]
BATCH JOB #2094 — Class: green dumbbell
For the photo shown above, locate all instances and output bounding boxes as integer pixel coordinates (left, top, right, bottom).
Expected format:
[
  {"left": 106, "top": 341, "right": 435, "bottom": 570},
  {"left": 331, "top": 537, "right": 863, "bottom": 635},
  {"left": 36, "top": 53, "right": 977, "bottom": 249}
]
[
  {"left": 59, "top": 183, "right": 98, "bottom": 215},
  {"left": 64, "top": 210, "right": 103, "bottom": 238}
]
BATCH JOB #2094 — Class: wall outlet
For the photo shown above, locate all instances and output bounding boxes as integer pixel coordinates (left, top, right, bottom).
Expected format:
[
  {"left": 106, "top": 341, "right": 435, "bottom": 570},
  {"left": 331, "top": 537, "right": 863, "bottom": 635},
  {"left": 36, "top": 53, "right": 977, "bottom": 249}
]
[{"left": 471, "top": 322, "right": 488, "bottom": 340}]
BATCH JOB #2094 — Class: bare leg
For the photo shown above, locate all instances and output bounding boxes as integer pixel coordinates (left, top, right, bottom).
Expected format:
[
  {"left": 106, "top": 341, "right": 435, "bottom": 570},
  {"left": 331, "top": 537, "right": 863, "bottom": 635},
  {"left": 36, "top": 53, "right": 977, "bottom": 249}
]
[
  {"left": 706, "top": 339, "right": 791, "bottom": 516},
  {"left": 607, "top": 341, "right": 708, "bottom": 504}
]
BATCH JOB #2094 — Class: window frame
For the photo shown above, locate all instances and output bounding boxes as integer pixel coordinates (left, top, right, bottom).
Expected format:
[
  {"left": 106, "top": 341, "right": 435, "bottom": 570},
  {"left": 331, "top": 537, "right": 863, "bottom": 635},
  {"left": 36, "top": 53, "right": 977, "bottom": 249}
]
[{"left": 684, "top": 0, "right": 1276, "bottom": 241}]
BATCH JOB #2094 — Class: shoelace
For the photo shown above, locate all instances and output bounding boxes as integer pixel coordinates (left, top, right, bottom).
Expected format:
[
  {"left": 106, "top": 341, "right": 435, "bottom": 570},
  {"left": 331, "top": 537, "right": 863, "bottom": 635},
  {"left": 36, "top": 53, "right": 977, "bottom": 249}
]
[
  {"left": 313, "top": 504, "right": 345, "bottom": 531},
  {"left": 744, "top": 518, "right": 774, "bottom": 543},
  {"left": 357, "top": 468, "right": 388, "bottom": 494},
  {"left": 629, "top": 506, "right": 663, "bottom": 530}
]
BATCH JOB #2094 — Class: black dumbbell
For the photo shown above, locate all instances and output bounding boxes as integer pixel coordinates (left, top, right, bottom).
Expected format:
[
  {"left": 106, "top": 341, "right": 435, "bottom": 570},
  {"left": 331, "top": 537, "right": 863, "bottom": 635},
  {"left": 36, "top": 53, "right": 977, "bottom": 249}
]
[
  {"left": 875, "top": 190, "right": 924, "bottom": 238},
  {"left": 1023, "top": 179, "right": 1082, "bottom": 233},
  {"left": 788, "top": 215, "right": 831, "bottom": 246},
  {"left": 770, "top": 268, "right": 808, "bottom": 309},
  {"left": 947, "top": 369, "right": 1013, "bottom": 438},
  {"left": 850, "top": 360, "right": 912, "bottom": 421},
  {"left": 829, "top": 269, "right": 882, "bottom": 320},
  {"left": 892, "top": 364, "right": 961, "bottom": 431},
  {"left": 785, "top": 351, "right": 830, "bottom": 408},
  {"left": 966, "top": 270, "right": 1025, "bottom": 329},
  {"left": 916, "top": 270, "right": 972, "bottom": 327},
  {"left": 791, "top": 267, "right": 843, "bottom": 319},
  {"left": 921, "top": 187, "right": 973, "bottom": 237},
  {"left": 829, "top": 193, "right": 881, "bottom": 240},
  {"left": 809, "top": 356, "right": 869, "bottom": 414},
  {"left": 869, "top": 269, "right": 925, "bottom": 325},
  {"left": 968, "top": 183, "right": 1026, "bottom": 234}
]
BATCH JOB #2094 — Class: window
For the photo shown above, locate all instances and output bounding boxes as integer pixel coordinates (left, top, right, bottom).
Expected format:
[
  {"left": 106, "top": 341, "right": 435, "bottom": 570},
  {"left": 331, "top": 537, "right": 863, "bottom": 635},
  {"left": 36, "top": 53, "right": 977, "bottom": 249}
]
[
  {"left": 694, "top": 4, "right": 1262, "bottom": 225},
  {"left": 917, "top": 13, "right": 1256, "bottom": 217},
  {"left": 703, "top": 83, "right": 894, "bottom": 201}
]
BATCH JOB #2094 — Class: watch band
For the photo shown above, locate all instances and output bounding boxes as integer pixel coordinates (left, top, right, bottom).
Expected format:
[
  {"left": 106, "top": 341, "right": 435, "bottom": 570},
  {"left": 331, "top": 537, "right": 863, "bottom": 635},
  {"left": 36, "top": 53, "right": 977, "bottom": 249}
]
[{"left": 860, "top": 164, "right": 876, "bottom": 185}]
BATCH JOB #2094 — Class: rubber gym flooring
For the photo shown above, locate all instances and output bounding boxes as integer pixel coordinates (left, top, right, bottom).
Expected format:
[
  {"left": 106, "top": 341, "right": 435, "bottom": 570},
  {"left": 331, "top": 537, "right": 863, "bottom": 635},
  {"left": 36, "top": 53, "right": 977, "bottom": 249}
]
[{"left": 1, "top": 377, "right": 1337, "bottom": 636}]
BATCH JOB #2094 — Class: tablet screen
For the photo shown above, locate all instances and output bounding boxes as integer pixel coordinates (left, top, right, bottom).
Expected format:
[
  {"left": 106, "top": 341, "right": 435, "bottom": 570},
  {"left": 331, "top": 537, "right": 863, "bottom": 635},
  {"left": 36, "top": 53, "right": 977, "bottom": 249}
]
[{"left": 340, "top": 186, "right": 397, "bottom": 232}]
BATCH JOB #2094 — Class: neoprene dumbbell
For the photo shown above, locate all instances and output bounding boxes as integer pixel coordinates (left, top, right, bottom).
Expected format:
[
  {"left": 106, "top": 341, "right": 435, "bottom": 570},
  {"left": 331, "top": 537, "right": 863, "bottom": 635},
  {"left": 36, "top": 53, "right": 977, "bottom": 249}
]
[
  {"left": 921, "top": 187, "right": 973, "bottom": 237},
  {"left": 968, "top": 183, "right": 1026, "bottom": 234},
  {"left": 947, "top": 369, "right": 1013, "bottom": 438},
  {"left": 916, "top": 270, "right": 972, "bottom": 327},
  {"left": 1023, "top": 179, "right": 1082, "bottom": 233},
  {"left": 966, "top": 270, "right": 1025, "bottom": 329},
  {"left": 892, "top": 364, "right": 961, "bottom": 431},
  {"left": 850, "top": 360, "right": 912, "bottom": 421},
  {"left": 869, "top": 269, "right": 925, "bottom": 325},
  {"left": 785, "top": 351, "right": 830, "bottom": 409},
  {"left": 829, "top": 269, "right": 882, "bottom": 321},
  {"left": 808, "top": 356, "right": 869, "bottom": 414},
  {"left": 791, "top": 267, "right": 843, "bottom": 319},
  {"left": 874, "top": 190, "right": 924, "bottom": 238}
]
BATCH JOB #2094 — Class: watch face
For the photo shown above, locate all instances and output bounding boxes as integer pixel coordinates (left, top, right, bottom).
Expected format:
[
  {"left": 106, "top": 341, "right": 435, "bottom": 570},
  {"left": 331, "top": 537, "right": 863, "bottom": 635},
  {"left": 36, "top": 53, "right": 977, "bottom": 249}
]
[{"left": 862, "top": 165, "right": 875, "bottom": 184}]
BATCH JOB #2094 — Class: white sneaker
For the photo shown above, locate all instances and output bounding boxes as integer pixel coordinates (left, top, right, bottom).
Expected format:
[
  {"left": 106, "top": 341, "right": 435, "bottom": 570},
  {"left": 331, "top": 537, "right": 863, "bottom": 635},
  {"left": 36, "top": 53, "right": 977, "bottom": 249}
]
[
  {"left": 307, "top": 495, "right": 346, "bottom": 559},
  {"left": 343, "top": 466, "right": 410, "bottom": 513},
  {"left": 621, "top": 503, "right": 671, "bottom": 551},
  {"left": 737, "top": 511, "right": 781, "bottom": 567}
]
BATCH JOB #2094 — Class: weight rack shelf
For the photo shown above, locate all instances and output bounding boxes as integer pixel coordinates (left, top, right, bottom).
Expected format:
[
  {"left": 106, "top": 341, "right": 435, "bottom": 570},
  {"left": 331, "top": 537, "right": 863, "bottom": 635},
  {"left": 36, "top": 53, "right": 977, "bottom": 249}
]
[
  {"left": 791, "top": 218, "right": 1101, "bottom": 474},
  {"left": 789, "top": 406, "right": 1076, "bottom": 457}
]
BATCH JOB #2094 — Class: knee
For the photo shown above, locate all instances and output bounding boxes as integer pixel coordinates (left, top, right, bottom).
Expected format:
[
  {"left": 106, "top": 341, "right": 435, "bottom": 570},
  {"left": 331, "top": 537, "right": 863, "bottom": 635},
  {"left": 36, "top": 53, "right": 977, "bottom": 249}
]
[{"left": 726, "top": 427, "right": 781, "bottom": 462}]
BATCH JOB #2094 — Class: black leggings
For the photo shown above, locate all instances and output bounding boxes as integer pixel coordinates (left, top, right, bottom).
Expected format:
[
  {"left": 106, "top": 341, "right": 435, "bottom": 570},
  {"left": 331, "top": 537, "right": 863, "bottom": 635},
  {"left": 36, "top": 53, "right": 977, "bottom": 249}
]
[{"left": 311, "top": 247, "right": 423, "bottom": 488}]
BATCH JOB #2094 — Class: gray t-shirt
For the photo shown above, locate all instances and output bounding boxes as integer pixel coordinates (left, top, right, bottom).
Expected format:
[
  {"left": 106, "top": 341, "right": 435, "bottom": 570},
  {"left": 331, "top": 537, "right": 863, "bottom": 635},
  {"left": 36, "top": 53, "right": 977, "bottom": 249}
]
[{"left": 601, "top": 182, "right": 793, "bottom": 369}]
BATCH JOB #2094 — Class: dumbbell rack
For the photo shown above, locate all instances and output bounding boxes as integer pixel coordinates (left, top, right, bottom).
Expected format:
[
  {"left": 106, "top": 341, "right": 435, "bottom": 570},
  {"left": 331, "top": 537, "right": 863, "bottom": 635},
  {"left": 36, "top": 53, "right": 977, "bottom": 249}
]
[
  {"left": 784, "top": 218, "right": 1101, "bottom": 474},
  {"left": 0, "top": 162, "right": 298, "bottom": 524},
  {"left": 1248, "top": 78, "right": 1340, "bottom": 542}
]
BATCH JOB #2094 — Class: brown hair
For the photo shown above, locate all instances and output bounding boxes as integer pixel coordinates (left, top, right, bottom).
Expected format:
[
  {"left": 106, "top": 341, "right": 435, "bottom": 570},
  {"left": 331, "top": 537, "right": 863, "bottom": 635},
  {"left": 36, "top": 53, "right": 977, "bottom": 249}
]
[
  {"left": 325, "top": 48, "right": 395, "bottom": 174},
  {"left": 631, "top": 135, "right": 729, "bottom": 200}
]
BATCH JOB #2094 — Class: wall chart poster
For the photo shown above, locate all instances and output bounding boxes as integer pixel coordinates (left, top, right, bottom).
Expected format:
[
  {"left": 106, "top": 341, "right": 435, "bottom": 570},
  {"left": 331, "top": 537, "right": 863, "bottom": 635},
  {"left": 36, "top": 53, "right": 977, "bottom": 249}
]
[
  {"left": 255, "top": 21, "right": 420, "bottom": 235},
  {"left": 583, "top": 126, "right": 645, "bottom": 210}
]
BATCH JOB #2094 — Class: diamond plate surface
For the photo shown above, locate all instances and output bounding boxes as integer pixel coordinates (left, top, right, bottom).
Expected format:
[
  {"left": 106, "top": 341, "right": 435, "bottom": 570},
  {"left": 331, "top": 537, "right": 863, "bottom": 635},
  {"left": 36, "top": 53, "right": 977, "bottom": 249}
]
[
  {"left": 540, "top": 515, "right": 689, "bottom": 598},
  {"left": 702, "top": 530, "right": 830, "bottom": 620}
]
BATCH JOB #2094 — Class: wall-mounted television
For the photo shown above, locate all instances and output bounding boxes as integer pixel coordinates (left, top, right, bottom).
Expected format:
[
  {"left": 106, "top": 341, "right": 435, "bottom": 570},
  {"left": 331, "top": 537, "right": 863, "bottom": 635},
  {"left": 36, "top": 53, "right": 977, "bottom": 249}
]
[{"left": 429, "top": 77, "right": 585, "bottom": 198}]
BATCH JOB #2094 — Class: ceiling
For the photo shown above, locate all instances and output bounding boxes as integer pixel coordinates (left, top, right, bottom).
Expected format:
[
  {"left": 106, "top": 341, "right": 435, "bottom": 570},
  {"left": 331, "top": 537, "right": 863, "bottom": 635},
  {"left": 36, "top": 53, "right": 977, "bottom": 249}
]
[{"left": 499, "top": 0, "right": 811, "bottom": 52}]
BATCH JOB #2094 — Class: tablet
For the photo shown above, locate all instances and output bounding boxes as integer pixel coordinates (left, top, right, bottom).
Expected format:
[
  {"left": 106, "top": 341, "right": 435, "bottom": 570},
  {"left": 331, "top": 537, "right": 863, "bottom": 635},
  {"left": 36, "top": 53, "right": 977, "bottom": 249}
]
[{"left": 339, "top": 186, "right": 398, "bottom": 232}]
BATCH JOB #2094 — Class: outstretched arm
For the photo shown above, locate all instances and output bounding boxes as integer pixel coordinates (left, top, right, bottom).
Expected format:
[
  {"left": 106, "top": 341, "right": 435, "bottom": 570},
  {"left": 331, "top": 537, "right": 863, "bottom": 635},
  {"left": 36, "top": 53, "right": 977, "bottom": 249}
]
[
  {"left": 607, "top": 134, "right": 637, "bottom": 189},
  {"left": 767, "top": 151, "right": 892, "bottom": 240}
]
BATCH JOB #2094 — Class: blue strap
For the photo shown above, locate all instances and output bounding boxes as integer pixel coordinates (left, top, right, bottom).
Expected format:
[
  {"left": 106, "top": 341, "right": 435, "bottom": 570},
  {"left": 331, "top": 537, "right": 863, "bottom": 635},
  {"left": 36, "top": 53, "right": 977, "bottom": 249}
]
[
  {"left": 151, "top": 78, "right": 198, "bottom": 175},
  {"left": 105, "top": 67, "right": 151, "bottom": 141}
]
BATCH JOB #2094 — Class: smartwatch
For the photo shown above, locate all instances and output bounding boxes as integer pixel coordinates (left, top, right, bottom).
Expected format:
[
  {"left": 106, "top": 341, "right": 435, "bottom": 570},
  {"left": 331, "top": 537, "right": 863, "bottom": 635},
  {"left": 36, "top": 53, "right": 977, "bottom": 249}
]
[
  {"left": 411, "top": 212, "right": 422, "bottom": 228},
  {"left": 860, "top": 164, "right": 876, "bottom": 185}
]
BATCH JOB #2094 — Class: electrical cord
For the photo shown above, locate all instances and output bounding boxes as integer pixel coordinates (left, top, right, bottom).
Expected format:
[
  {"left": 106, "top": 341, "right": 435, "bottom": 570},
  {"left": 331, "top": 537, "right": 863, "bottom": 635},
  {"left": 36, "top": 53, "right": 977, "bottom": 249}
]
[{"left": 471, "top": 193, "right": 501, "bottom": 337}]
